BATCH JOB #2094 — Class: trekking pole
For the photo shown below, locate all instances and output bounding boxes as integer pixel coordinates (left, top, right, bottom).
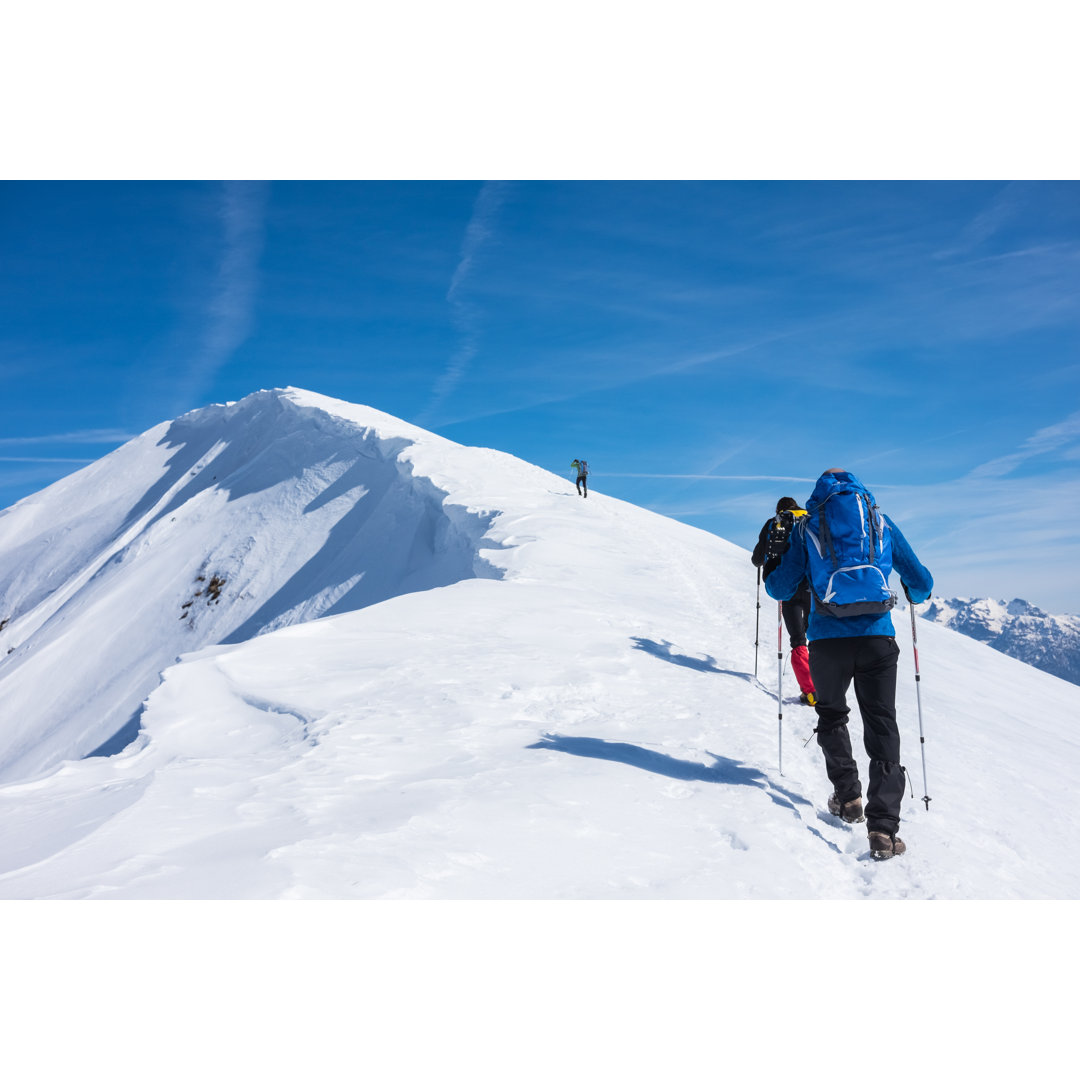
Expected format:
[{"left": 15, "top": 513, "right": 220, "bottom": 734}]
[
  {"left": 777, "top": 600, "right": 784, "bottom": 774},
  {"left": 909, "top": 602, "right": 931, "bottom": 810},
  {"left": 753, "top": 567, "right": 761, "bottom": 678}
]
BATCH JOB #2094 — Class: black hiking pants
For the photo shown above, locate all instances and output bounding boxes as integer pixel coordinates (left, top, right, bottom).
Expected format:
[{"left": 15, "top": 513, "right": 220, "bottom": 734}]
[
  {"left": 781, "top": 588, "right": 811, "bottom": 648},
  {"left": 809, "top": 635, "right": 906, "bottom": 836},
  {"left": 576, "top": 475, "right": 588, "bottom": 497}
]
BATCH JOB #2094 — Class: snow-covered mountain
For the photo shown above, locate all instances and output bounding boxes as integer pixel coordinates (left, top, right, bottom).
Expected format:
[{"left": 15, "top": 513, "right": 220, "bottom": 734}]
[
  {"left": 1, "top": 388, "right": 1078, "bottom": 899},
  {"left": 922, "top": 597, "right": 1080, "bottom": 686},
  {"left": 0, "top": 388, "right": 500, "bottom": 781}
]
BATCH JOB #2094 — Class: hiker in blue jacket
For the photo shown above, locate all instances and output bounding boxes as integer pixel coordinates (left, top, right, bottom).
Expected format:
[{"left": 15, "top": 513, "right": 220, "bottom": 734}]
[
  {"left": 765, "top": 468, "right": 933, "bottom": 860},
  {"left": 571, "top": 459, "right": 589, "bottom": 498}
]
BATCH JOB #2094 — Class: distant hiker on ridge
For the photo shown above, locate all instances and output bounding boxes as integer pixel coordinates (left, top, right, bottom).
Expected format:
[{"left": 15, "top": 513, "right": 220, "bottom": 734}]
[
  {"left": 751, "top": 497, "right": 817, "bottom": 706},
  {"left": 571, "top": 459, "right": 589, "bottom": 498},
  {"left": 764, "top": 468, "right": 933, "bottom": 861}
]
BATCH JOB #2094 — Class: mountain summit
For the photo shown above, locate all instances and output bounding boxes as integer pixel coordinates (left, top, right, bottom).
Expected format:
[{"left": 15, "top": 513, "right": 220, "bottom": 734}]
[
  {"left": 0, "top": 388, "right": 507, "bottom": 781},
  {"left": 0, "top": 389, "right": 1078, "bottom": 899}
]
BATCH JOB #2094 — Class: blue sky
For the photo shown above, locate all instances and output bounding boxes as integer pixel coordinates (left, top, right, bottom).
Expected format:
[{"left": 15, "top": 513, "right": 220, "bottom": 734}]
[{"left": 2, "top": 180, "right": 1079, "bottom": 612}]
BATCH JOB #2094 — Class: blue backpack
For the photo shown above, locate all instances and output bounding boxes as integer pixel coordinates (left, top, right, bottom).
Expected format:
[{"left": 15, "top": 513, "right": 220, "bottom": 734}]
[{"left": 802, "top": 471, "right": 896, "bottom": 617}]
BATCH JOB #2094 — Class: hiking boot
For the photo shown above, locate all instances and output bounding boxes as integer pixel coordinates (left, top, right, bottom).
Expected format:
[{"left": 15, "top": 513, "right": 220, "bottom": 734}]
[
  {"left": 799, "top": 691, "right": 817, "bottom": 706},
  {"left": 827, "top": 793, "right": 865, "bottom": 823},
  {"left": 868, "top": 832, "right": 907, "bottom": 860}
]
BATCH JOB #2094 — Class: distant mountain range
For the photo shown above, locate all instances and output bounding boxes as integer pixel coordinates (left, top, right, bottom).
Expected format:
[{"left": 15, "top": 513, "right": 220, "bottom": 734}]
[{"left": 922, "top": 597, "right": 1080, "bottom": 686}]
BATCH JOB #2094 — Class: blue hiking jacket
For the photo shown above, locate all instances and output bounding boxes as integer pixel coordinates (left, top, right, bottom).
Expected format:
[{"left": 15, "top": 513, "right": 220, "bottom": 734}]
[{"left": 763, "top": 475, "right": 933, "bottom": 641}]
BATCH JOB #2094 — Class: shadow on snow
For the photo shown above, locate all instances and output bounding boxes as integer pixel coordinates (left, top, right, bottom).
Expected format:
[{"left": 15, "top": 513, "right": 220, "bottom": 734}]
[
  {"left": 529, "top": 734, "right": 846, "bottom": 854},
  {"left": 527, "top": 733, "right": 814, "bottom": 816},
  {"left": 630, "top": 637, "right": 758, "bottom": 682}
]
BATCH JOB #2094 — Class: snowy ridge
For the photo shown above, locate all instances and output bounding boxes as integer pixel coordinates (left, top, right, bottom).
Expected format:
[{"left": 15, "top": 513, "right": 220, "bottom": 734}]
[
  {"left": 0, "top": 389, "right": 1079, "bottom": 899},
  {"left": 922, "top": 596, "right": 1080, "bottom": 686},
  {"left": 0, "top": 388, "right": 504, "bottom": 781}
]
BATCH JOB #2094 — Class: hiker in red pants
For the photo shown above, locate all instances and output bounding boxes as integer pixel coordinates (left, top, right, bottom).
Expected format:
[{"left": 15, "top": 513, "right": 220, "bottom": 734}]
[{"left": 751, "top": 497, "right": 817, "bottom": 706}]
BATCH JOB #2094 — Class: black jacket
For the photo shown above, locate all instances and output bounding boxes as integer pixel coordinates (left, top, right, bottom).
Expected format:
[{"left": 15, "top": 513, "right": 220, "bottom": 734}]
[{"left": 751, "top": 514, "right": 810, "bottom": 604}]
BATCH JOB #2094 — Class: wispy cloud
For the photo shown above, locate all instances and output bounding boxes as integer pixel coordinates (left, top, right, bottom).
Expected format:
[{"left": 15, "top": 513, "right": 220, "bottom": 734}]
[
  {"left": 0, "top": 456, "right": 95, "bottom": 463},
  {"left": 177, "top": 181, "right": 268, "bottom": 406},
  {"left": 0, "top": 429, "right": 133, "bottom": 446},
  {"left": 951, "top": 242, "right": 1080, "bottom": 268},
  {"left": 417, "top": 182, "right": 510, "bottom": 425},
  {"left": 427, "top": 328, "right": 803, "bottom": 431},
  {"left": 968, "top": 409, "right": 1080, "bottom": 479},
  {"left": 934, "top": 182, "right": 1025, "bottom": 260}
]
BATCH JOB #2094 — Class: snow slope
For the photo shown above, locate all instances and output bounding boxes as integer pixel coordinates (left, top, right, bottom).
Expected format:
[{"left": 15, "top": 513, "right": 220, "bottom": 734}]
[
  {"left": 0, "top": 389, "right": 500, "bottom": 781},
  {"left": 1, "top": 388, "right": 1078, "bottom": 899}
]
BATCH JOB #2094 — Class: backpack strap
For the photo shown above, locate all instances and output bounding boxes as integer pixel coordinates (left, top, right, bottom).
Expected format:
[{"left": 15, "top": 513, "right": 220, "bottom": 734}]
[
  {"left": 817, "top": 502, "right": 837, "bottom": 569},
  {"left": 864, "top": 494, "right": 877, "bottom": 565}
]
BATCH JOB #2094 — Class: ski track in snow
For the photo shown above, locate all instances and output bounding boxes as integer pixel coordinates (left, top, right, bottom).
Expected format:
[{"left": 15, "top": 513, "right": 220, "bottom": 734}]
[{"left": 0, "top": 388, "right": 1078, "bottom": 899}]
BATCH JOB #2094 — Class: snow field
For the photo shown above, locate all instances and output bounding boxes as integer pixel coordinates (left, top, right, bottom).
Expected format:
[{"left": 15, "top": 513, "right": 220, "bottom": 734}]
[{"left": 1, "top": 388, "right": 1079, "bottom": 899}]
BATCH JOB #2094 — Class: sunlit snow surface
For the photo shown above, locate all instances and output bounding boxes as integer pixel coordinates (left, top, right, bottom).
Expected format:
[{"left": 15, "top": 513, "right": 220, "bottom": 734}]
[{"left": 1, "top": 389, "right": 1078, "bottom": 898}]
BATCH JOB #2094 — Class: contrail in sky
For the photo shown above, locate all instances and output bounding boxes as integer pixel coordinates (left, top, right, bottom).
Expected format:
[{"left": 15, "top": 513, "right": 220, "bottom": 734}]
[
  {"left": 0, "top": 457, "right": 96, "bottom": 464},
  {"left": 969, "top": 408, "right": 1080, "bottom": 479},
  {"left": 0, "top": 429, "right": 134, "bottom": 446},
  {"left": 418, "top": 181, "right": 509, "bottom": 425},
  {"left": 178, "top": 181, "right": 268, "bottom": 407}
]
